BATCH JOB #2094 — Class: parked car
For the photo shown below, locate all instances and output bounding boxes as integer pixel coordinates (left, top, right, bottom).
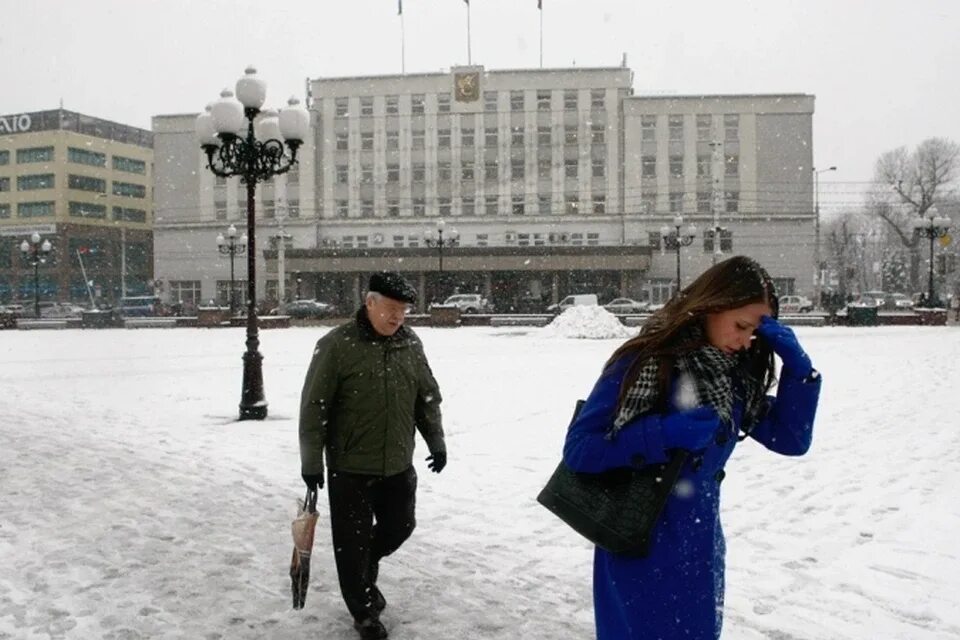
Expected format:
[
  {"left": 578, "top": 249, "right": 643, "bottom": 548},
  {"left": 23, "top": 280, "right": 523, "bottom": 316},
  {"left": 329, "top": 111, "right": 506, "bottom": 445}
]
[
  {"left": 437, "top": 293, "right": 493, "bottom": 314},
  {"left": 119, "top": 296, "right": 162, "bottom": 317},
  {"left": 269, "top": 299, "right": 336, "bottom": 318},
  {"left": 546, "top": 294, "right": 599, "bottom": 314},
  {"left": 603, "top": 297, "right": 649, "bottom": 314},
  {"left": 40, "top": 302, "right": 86, "bottom": 319},
  {"left": 778, "top": 294, "right": 814, "bottom": 314}
]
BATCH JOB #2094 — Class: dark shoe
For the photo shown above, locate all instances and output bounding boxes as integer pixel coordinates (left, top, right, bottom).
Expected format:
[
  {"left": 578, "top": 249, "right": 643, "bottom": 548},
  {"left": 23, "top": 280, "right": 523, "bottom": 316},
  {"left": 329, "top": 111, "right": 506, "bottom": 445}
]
[
  {"left": 354, "top": 617, "right": 388, "bottom": 640},
  {"left": 370, "top": 585, "right": 386, "bottom": 614}
]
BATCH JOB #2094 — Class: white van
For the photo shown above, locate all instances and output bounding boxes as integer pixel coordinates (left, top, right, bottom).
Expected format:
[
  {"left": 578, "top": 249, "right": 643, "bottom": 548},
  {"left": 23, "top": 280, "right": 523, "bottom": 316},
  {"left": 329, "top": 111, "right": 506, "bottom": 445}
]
[{"left": 547, "top": 294, "right": 599, "bottom": 313}]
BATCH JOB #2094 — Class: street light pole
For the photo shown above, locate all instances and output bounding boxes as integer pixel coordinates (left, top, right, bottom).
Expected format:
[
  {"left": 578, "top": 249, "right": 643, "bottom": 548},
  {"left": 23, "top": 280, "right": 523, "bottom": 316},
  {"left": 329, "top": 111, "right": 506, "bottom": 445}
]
[
  {"left": 424, "top": 219, "right": 459, "bottom": 298},
  {"left": 660, "top": 215, "right": 697, "bottom": 293},
  {"left": 217, "top": 224, "right": 247, "bottom": 316},
  {"left": 911, "top": 207, "right": 952, "bottom": 307},
  {"left": 813, "top": 166, "right": 836, "bottom": 308},
  {"left": 196, "top": 66, "right": 309, "bottom": 421},
  {"left": 20, "top": 232, "right": 52, "bottom": 318}
]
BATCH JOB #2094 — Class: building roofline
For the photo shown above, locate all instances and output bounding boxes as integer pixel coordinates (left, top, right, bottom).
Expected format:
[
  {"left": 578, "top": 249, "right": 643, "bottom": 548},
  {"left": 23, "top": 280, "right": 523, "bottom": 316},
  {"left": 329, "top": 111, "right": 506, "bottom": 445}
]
[
  {"left": 627, "top": 92, "right": 813, "bottom": 100},
  {"left": 310, "top": 66, "right": 630, "bottom": 84}
]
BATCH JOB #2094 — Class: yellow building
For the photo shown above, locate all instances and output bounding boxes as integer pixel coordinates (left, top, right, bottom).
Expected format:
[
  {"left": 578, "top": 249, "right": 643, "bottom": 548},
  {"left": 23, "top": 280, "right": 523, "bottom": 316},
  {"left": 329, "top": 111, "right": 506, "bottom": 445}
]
[{"left": 0, "top": 109, "right": 153, "bottom": 305}]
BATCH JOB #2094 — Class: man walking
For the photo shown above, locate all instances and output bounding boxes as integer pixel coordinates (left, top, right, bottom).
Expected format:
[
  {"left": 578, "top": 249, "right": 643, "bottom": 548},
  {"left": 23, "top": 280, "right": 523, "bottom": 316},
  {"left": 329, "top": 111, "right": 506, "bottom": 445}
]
[{"left": 299, "top": 271, "right": 447, "bottom": 640}]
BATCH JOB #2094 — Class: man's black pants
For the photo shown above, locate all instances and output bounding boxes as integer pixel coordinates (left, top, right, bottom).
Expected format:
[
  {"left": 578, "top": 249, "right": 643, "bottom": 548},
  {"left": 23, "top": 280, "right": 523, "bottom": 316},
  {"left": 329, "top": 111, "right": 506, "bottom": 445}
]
[{"left": 327, "top": 465, "right": 417, "bottom": 621}]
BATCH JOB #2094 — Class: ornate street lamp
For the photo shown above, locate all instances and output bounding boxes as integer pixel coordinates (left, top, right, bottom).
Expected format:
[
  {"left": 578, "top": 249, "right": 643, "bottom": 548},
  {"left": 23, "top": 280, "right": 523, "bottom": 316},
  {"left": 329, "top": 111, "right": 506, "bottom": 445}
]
[
  {"left": 196, "top": 66, "right": 310, "bottom": 421},
  {"left": 216, "top": 224, "right": 247, "bottom": 316},
  {"left": 660, "top": 215, "right": 697, "bottom": 292},
  {"left": 911, "top": 207, "right": 951, "bottom": 308},
  {"left": 20, "top": 231, "right": 52, "bottom": 318},
  {"left": 423, "top": 219, "right": 459, "bottom": 274}
]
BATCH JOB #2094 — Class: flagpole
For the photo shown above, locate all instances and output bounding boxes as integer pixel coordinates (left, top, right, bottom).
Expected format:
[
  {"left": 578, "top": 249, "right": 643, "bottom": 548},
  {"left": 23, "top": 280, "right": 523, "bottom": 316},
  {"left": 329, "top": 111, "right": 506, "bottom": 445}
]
[
  {"left": 466, "top": 1, "right": 472, "bottom": 65},
  {"left": 401, "top": 11, "right": 406, "bottom": 74},
  {"left": 539, "top": 2, "right": 543, "bottom": 68}
]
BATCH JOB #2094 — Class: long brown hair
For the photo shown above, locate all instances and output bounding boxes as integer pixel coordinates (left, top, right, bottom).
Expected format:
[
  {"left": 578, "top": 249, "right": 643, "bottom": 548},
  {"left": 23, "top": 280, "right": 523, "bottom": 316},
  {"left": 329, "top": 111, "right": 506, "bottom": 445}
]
[{"left": 606, "top": 255, "right": 779, "bottom": 412}]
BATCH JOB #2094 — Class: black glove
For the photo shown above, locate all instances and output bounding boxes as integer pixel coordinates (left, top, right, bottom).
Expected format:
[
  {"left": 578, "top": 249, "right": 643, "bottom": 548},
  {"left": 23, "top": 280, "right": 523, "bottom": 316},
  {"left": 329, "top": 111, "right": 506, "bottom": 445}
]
[
  {"left": 302, "top": 473, "right": 324, "bottom": 490},
  {"left": 426, "top": 450, "right": 447, "bottom": 473}
]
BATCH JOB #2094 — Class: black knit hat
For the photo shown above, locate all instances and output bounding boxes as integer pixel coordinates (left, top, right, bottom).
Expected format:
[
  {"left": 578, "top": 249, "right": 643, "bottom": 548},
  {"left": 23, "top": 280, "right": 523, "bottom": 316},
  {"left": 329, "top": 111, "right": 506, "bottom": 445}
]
[{"left": 368, "top": 271, "right": 417, "bottom": 304}]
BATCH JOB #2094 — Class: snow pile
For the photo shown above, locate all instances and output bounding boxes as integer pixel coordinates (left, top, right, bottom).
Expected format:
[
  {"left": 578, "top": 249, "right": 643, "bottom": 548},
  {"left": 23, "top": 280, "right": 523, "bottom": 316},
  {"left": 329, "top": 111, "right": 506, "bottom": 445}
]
[{"left": 540, "top": 304, "right": 636, "bottom": 339}]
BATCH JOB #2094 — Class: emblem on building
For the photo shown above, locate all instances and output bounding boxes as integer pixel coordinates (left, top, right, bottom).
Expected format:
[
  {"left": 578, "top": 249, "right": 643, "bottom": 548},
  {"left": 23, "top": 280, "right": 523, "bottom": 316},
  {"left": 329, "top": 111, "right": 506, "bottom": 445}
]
[{"left": 454, "top": 71, "right": 480, "bottom": 103}]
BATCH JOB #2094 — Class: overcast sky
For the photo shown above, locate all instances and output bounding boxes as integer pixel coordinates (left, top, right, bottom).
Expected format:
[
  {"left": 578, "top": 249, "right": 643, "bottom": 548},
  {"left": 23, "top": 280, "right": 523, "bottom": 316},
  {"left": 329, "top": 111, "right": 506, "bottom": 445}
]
[{"left": 4, "top": 0, "right": 958, "bottom": 213}]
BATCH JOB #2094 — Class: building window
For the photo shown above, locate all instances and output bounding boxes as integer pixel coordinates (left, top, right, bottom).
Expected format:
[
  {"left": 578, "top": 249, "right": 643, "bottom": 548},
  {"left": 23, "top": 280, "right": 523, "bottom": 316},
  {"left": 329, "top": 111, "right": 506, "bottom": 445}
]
[
  {"left": 590, "top": 89, "right": 605, "bottom": 110},
  {"left": 703, "top": 228, "right": 733, "bottom": 252},
  {"left": 360, "top": 97, "right": 374, "bottom": 116},
  {"left": 564, "top": 159, "right": 578, "bottom": 179},
  {"left": 668, "top": 115, "right": 684, "bottom": 141},
  {"left": 437, "top": 92, "right": 452, "bottom": 113},
  {"left": 0, "top": 150, "right": 9, "bottom": 165},
  {"left": 511, "top": 158, "right": 525, "bottom": 180},
  {"left": 336, "top": 199, "right": 349, "bottom": 217},
  {"left": 641, "top": 115, "right": 657, "bottom": 141},
  {"left": 724, "top": 114, "right": 739, "bottom": 141},
  {"left": 113, "top": 155, "right": 146, "bottom": 174},
  {"left": 591, "top": 124, "right": 605, "bottom": 145},
  {"left": 537, "top": 126, "right": 551, "bottom": 146},
  {"left": 697, "top": 192, "right": 712, "bottom": 213},
  {"left": 411, "top": 93, "right": 425, "bottom": 115},
  {"left": 17, "top": 201, "right": 55, "bottom": 217},
  {"left": 386, "top": 95, "right": 399, "bottom": 115},
  {"left": 412, "top": 163, "right": 425, "bottom": 183},
  {"left": 0, "top": 177, "right": 9, "bottom": 192},
  {"left": 336, "top": 165, "right": 349, "bottom": 184},
  {"left": 462, "top": 197, "right": 475, "bottom": 216},
  {"left": 565, "top": 194, "right": 579, "bottom": 215},
  {"left": 538, "top": 194, "right": 551, "bottom": 215},
  {"left": 592, "top": 159, "right": 605, "bottom": 178},
  {"left": 512, "top": 195, "right": 525, "bottom": 215},
  {"left": 538, "top": 157, "right": 551, "bottom": 179},
  {"left": 593, "top": 195, "right": 606, "bottom": 214},
  {"left": 484, "top": 160, "right": 498, "bottom": 181},
  {"left": 69, "top": 201, "right": 106, "bottom": 218},
  {"left": 669, "top": 155, "right": 684, "bottom": 178},
  {"left": 69, "top": 174, "right": 106, "bottom": 193},
  {"left": 511, "top": 126, "right": 524, "bottom": 147},
  {"left": 386, "top": 164, "right": 400, "bottom": 183},
  {"left": 438, "top": 161, "right": 452, "bottom": 182},
  {"left": 17, "top": 174, "right": 55, "bottom": 190},
  {"left": 641, "top": 192, "right": 656, "bottom": 215},
  {"left": 169, "top": 281, "right": 202, "bottom": 307},
  {"left": 461, "top": 160, "right": 475, "bottom": 181},
  {"left": 564, "top": 125, "right": 578, "bottom": 145},
  {"left": 537, "top": 90, "right": 551, "bottom": 111},
  {"left": 263, "top": 199, "right": 275, "bottom": 218},
  {"left": 461, "top": 128, "right": 475, "bottom": 147},
  {"left": 0, "top": 204, "right": 8, "bottom": 218},
  {"left": 648, "top": 231, "right": 662, "bottom": 250},
  {"left": 485, "top": 195, "right": 498, "bottom": 216},
  {"left": 697, "top": 114, "right": 712, "bottom": 141},
  {"left": 288, "top": 199, "right": 300, "bottom": 218},
  {"left": 386, "top": 131, "right": 399, "bottom": 150},
  {"left": 212, "top": 200, "right": 227, "bottom": 219},
  {"left": 361, "top": 132, "right": 374, "bottom": 150},
  {"left": 113, "top": 206, "right": 146, "bottom": 223},
  {"left": 485, "top": 127, "right": 498, "bottom": 147},
  {"left": 569, "top": 232, "right": 583, "bottom": 246},
  {"left": 17, "top": 146, "right": 54, "bottom": 163},
  {"left": 475, "top": 233, "right": 488, "bottom": 246},
  {"left": 68, "top": 147, "right": 106, "bottom": 167},
  {"left": 697, "top": 154, "right": 711, "bottom": 177},
  {"left": 484, "top": 91, "right": 498, "bottom": 111},
  {"left": 564, "top": 90, "right": 577, "bottom": 111},
  {"left": 393, "top": 234, "right": 405, "bottom": 248},
  {"left": 334, "top": 97, "right": 348, "bottom": 117},
  {"left": 586, "top": 233, "right": 600, "bottom": 246},
  {"left": 517, "top": 233, "right": 530, "bottom": 246},
  {"left": 341, "top": 236, "right": 354, "bottom": 248},
  {"left": 361, "top": 165, "right": 373, "bottom": 184},
  {"left": 411, "top": 129, "right": 424, "bottom": 150},
  {"left": 510, "top": 90, "right": 524, "bottom": 112},
  {"left": 438, "top": 128, "right": 451, "bottom": 148},
  {"left": 413, "top": 198, "right": 425, "bottom": 216},
  {"left": 669, "top": 192, "right": 683, "bottom": 213},
  {"left": 439, "top": 197, "right": 452, "bottom": 217},
  {"left": 387, "top": 199, "right": 400, "bottom": 217},
  {"left": 361, "top": 201, "right": 374, "bottom": 218},
  {"left": 287, "top": 170, "right": 299, "bottom": 185},
  {"left": 336, "top": 133, "right": 349, "bottom": 150},
  {"left": 725, "top": 191, "right": 739, "bottom": 213},
  {"left": 407, "top": 235, "right": 420, "bottom": 247},
  {"left": 725, "top": 154, "right": 739, "bottom": 177}
]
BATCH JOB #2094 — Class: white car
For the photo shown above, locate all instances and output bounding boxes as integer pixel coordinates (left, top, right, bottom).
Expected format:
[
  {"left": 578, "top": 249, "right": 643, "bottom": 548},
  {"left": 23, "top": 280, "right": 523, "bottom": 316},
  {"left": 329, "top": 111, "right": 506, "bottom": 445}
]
[
  {"left": 603, "top": 298, "right": 650, "bottom": 314},
  {"left": 779, "top": 295, "right": 814, "bottom": 314},
  {"left": 438, "top": 294, "right": 493, "bottom": 314}
]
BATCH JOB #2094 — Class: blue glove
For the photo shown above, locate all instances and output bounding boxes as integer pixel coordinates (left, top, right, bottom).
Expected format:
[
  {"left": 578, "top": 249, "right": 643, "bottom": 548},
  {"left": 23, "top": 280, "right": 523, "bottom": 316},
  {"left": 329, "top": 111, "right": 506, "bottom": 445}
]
[
  {"left": 660, "top": 406, "right": 722, "bottom": 451},
  {"left": 755, "top": 316, "right": 812, "bottom": 377}
]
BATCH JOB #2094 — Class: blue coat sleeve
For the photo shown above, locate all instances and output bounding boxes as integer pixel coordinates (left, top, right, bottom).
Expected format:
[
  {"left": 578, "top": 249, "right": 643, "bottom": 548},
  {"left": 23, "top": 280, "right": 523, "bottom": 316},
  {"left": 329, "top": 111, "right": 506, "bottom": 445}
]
[
  {"left": 562, "top": 360, "right": 670, "bottom": 473},
  {"left": 748, "top": 371, "right": 821, "bottom": 456}
]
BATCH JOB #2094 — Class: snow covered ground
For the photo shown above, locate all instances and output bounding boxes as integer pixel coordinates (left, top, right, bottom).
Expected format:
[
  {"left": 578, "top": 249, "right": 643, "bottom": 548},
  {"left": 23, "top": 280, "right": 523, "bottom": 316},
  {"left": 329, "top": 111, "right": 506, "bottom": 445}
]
[{"left": 1, "top": 324, "right": 959, "bottom": 639}]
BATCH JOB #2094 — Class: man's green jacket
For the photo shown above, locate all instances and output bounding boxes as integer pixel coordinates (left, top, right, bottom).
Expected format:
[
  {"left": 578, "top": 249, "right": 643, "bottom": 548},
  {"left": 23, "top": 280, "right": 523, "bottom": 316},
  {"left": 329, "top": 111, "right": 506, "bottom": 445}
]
[{"left": 299, "top": 309, "right": 444, "bottom": 478}]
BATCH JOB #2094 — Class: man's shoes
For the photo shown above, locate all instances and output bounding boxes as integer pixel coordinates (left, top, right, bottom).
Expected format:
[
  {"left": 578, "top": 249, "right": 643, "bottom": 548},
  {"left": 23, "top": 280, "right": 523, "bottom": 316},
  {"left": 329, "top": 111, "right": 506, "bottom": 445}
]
[
  {"left": 370, "top": 585, "right": 387, "bottom": 614},
  {"left": 354, "top": 617, "right": 388, "bottom": 640}
]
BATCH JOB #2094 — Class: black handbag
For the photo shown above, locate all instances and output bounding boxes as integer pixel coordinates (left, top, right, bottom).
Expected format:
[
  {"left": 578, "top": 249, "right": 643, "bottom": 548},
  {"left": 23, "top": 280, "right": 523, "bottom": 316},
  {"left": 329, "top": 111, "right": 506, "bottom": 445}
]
[{"left": 536, "top": 400, "right": 688, "bottom": 557}]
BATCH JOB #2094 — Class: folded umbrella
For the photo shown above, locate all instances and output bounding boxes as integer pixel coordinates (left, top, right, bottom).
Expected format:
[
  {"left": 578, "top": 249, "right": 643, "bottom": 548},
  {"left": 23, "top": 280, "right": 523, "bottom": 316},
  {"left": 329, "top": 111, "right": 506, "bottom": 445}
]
[{"left": 290, "top": 487, "right": 319, "bottom": 609}]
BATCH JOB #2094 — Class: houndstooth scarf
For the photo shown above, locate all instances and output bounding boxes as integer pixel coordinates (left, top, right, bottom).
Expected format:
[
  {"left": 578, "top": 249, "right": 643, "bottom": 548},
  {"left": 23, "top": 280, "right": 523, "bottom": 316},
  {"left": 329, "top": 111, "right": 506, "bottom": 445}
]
[{"left": 610, "top": 325, "right": 767, "bottom": 439}]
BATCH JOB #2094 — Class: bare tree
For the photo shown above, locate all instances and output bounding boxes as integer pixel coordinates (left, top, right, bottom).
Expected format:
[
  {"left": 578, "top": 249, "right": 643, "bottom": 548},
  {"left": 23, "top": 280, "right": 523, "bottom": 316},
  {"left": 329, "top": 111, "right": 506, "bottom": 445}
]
[
  {"left": 871, "top": 137, "right": 960, "bottom": 290},
  {"left": 824, "top": 212, "right": 878, "bottom": 298}
]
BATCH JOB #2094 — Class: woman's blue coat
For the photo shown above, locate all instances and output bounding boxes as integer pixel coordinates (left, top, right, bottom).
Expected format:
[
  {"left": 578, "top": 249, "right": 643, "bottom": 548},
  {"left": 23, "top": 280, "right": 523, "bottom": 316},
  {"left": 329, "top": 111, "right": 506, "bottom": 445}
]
[{"left": 563, "top": 357, "right": 821, "bottom": 639}]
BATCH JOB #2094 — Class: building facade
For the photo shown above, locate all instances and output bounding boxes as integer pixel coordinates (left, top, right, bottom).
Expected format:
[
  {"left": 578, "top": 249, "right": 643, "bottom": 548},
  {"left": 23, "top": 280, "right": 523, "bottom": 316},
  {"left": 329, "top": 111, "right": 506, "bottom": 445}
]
[
  {"left": 152, "top": 66, "right": 815, "bottom": 312},
  {"left": 0, "top": 109, "right": 153, "bottom": 305}
]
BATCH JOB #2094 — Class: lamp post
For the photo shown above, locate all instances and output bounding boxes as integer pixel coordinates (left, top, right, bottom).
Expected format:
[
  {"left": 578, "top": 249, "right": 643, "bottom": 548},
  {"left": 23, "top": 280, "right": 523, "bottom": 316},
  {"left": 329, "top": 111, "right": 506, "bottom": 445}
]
[
  {"left": 660, "top": 215, "right": 697, "bottom": 293},
  {"left": 911, "top": 207, "right": 952, "bottom": 308},
  {"left": 423, "top": 219, "right": 459, "bottom": 274},
  {"left": 295, "top": 271, "right": 302, "bottom": 301},
  {"left": 216, "top": 224, "right": 247, "bottom": 316},
  {"left": 20, "top": 232, "right": 52, "bottom": 318},
  {"left": 195, "top": 66, "right": 309, "bottom": 421},
  {"left": 813, "top": 166, "right": 837, "bottom": 308}
]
